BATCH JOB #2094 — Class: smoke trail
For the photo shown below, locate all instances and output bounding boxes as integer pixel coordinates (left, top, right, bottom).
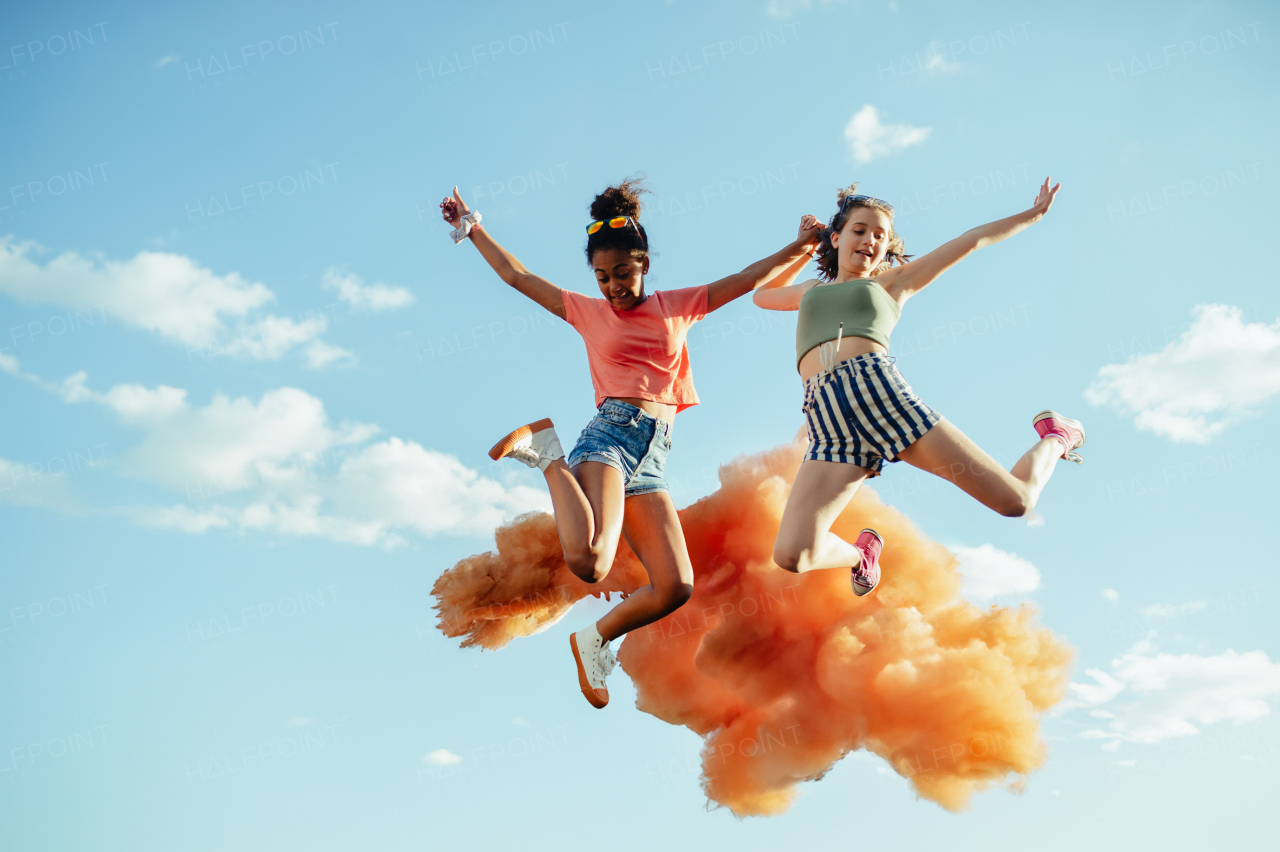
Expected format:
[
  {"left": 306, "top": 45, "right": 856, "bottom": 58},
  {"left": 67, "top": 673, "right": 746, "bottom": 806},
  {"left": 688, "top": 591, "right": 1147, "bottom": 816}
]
[{"left": 432, "top": 438, "right": 1073, "bottom": 814}]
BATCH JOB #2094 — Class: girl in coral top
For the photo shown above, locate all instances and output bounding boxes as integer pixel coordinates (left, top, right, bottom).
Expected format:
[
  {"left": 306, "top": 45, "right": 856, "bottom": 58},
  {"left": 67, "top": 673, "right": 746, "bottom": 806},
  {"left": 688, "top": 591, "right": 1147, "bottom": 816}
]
[{"left": 440, "top": 178, "right": 819, "bottom": 709}]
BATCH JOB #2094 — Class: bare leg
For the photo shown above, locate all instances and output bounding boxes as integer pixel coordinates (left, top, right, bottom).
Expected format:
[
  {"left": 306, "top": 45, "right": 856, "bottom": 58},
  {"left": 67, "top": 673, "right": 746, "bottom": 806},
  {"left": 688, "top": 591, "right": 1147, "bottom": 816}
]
[
  {"left": 896, "top": 418, "right": 1062, "bottom": 517},
  {"left": 772, "top": 460, "right": 874, "bottom": 573},
  {"left": 543, "top": 460, "right": 625, "bottom": 582},
  {"left": 595, "top": 492, "right": 695, "bottom": 642}
]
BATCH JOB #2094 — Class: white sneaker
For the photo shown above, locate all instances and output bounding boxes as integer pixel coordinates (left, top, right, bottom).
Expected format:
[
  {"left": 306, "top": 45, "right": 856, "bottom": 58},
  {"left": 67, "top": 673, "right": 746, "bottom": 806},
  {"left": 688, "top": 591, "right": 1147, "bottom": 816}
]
[
  {"left": 570, "top": 623, "right": 616, "bottom": 709},
  {"left": 489, "top": 418, "right": 564, "bottom": 472}
]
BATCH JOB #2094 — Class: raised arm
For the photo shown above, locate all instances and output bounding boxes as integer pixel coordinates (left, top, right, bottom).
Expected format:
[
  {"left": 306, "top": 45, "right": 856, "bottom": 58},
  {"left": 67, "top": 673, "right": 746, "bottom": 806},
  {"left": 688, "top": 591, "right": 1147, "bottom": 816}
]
[
  {"left": 751, "top": 215, "right": 824, "bottom": 311},
  {"left": 884, "top": 177, "right": 1061, "bottom": 303},
  {"left": 705, "top": 215, "right": 822, "bottom": 313},
  {"left": 441, "top": 187, "right": 565, "bottom": 318}
]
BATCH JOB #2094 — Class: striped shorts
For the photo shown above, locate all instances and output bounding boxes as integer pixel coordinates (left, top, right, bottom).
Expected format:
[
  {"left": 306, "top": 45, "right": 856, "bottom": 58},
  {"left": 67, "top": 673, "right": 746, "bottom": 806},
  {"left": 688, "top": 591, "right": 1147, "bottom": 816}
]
[{"left": 802, "top": 353, "right": 942, "bottom": 475}]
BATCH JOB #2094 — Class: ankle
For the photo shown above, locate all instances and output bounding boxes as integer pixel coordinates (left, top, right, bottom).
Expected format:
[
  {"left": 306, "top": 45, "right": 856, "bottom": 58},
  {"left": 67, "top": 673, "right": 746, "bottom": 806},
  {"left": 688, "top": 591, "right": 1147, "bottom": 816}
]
[
  {"left": 1041, "top": 432, "right": 1069, "bottom": 458},
  {"left": 538, "top": 455, "right": 567, "bottom": 475}
]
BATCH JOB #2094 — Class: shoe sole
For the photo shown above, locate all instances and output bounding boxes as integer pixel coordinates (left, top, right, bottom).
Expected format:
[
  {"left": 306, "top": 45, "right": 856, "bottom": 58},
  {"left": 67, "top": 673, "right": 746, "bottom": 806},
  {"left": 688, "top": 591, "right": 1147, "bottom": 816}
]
[
  {"left": 489, "top": 418, "right": 554, "bottom": 461},
  {"left": 852, "top": 528, "right": 882, "bottom": 596},
  {"left": 569, "top": 633, "right": 608, "bottom": 709},
  {"left": 1032, "top": 410, "right": 1086, "bottom": 448}
]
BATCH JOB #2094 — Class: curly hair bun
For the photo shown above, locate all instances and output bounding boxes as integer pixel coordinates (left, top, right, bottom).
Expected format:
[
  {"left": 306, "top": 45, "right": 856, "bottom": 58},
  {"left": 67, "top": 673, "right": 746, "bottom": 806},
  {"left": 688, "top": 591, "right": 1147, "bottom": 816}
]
[{"left": 589, "top": 176, "right": 649, "bottom": 221}]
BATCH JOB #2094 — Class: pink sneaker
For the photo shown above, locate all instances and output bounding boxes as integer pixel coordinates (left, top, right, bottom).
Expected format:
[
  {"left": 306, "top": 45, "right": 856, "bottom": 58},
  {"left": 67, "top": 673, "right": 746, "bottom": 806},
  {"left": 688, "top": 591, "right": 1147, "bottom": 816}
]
[
  {"left": 851, "top": 529, "right": 883, "bottom": 597},
  {"left": 1033, "top": 410, "right": 1086, "bottom": 464}
]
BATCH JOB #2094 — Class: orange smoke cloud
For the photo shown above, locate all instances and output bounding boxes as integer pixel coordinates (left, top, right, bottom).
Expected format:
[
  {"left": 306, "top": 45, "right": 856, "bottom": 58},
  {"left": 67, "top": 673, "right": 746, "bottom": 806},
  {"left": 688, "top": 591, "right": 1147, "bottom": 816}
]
[{"left": 432, "top": 437, "right": 1073, "bottom": 815}]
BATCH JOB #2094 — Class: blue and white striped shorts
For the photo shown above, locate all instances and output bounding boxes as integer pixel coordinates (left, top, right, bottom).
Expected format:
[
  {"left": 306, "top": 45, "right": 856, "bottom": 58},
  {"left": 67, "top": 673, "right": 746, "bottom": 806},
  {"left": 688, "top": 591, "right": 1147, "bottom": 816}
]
[{"left": 802, "top": 353, "right": 942, "bottom": 475}]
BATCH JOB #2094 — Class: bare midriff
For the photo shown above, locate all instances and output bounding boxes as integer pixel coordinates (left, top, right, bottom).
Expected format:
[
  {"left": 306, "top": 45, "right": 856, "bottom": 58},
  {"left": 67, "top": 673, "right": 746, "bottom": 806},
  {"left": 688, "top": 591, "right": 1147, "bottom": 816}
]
[
  {"left": 797, "top": 335, "right": 887, "bottom": 383},
  {"left": 611, "top": 397, "right": 677, "bottom": 426}
]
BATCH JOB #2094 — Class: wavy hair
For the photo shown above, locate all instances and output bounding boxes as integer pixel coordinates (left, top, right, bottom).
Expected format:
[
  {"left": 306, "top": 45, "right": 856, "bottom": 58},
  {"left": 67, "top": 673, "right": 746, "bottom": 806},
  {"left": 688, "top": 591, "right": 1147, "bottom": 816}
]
[{"left": 814, "top": 183, "right": 910, "bottom": 281}]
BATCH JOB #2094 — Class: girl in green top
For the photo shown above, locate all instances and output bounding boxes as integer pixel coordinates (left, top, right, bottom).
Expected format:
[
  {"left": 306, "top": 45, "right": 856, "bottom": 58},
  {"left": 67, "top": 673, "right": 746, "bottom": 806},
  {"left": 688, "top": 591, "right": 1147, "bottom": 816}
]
[{"left": 753, "top": 179, "right": 1085, "bottom": 596}]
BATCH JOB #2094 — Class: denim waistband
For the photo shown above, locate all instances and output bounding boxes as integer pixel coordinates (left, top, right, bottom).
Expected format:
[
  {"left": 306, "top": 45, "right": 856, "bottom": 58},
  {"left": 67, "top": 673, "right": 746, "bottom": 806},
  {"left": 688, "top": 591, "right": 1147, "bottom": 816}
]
[{"left": 598, "top": 398, "right": 671, "bottom": 436}]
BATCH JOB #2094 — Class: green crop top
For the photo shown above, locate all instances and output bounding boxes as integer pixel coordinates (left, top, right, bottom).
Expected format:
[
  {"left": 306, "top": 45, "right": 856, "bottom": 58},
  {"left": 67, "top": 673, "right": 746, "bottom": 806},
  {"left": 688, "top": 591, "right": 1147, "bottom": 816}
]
[{"left": 795, "top": 279, "right": 900, "bottom": 368}]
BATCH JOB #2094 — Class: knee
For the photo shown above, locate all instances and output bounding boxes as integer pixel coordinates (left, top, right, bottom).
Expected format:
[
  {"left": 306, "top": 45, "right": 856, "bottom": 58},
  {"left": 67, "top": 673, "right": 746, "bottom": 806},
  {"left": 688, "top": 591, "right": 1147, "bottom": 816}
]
[
  {"left": 772, "top": 544, "right": 804, "bottom": 574},
  {"left": 566, "top": 551, "right": 611, "bottom": 584},
  {"left": 996, "top": 493, "right": 1033, "bottom": 518},
  {"left": 657, "top": 582, "right": 694, "bottom": 612}
]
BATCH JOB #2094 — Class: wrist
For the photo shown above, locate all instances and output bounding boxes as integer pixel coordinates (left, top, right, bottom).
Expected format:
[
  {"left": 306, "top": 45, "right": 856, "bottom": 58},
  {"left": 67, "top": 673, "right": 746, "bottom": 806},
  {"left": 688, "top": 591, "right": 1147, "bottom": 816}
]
[{"left": 448, "top": 209, "right": 482, "bottom": 244}]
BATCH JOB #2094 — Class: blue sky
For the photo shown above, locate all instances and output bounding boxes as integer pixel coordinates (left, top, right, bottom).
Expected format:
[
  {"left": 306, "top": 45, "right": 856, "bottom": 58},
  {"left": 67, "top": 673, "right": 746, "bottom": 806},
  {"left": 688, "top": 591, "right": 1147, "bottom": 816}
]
[{"left": 2, "top": 0, "right": 1278, "bottom": 848}]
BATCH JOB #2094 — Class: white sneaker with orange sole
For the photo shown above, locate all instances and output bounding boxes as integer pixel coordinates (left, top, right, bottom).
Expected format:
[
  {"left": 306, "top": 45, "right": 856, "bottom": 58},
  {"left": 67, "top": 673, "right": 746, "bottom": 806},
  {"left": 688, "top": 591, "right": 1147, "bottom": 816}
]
[
  {"left": 489, "top": 418, "right": 564, "bottom": 471},
  {"left": 570, "top": 623, "right": 616, "bottom": 709}
]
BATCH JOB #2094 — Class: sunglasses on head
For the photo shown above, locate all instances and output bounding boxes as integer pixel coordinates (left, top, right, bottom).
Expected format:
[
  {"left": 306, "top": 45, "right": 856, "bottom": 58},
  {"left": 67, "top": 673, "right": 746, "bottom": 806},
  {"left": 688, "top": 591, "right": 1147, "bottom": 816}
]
[
  {"left": 840, "top": 194, "right": 894, "bottom": 214},
  {"left": 586, "top": 216, "right": 638, "bottom": 235}
]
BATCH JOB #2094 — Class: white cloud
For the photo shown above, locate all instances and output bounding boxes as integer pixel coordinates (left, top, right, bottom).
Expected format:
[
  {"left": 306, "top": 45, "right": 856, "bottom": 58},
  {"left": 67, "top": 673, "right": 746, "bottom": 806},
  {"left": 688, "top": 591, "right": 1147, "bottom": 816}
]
[
  {"left": 843, "top": 105, "right": 931, "bottom": 165},
  {"left": 126, "top": 503, "right": 230, "bottom": 533},
  {"left": 1141, "top": 601, "right": 1208, "bottom": 619},
  {"left": 51, "top": 372, "right": 548, "bottom": 546},
  {"left": 108, "top": 385, "right": 375, "bottom": 492},
  {"left": 952, "top": 543, "right": 1040, "bottom": 600},
  {"left": 1066, "top": 668, "right": 1125, "bottom": 708},
  {"left": 0, "top": 236, "right": 358, "bottom": 367},
  {"left": 0, "top": 235, "right": 271, "bottom": 349},
  {"left": 327, "top": 437, "right": 549, "bottom": 538},
  {"left": 286, "top": 716, "right": 313, "bottom": 727},
  {"left": 1102, "top": 589, "right": 1120, "bottom": 603},
  {"left": 154, "top": 54, "right": 180, "bottom": 69},
  {"left": 423, "top": 749, "right": 461, "bottom": 766},
  {"left": 0, "top": 353, "right": 25, "bottom": 378},
  {"left": 1065, "top": 640, "right": 1280, "bottom": 747},
  {"left": 1085, "top": 304, "right": 1280, "bottom": 443},
  {"left": 323, "top": 268, "right": 415, "bottom": 312},
  {"left": 0, "top": 457, "right": 81, "bottom": 513},
  {"left": 921, "top": 41, "right": 962, "bottom": 75},
  {"left": 220, "top": 315, "right": 328, "bottom": 361},
  {"left": 305, "top": 340, "right": 354, "bottom": 369}
]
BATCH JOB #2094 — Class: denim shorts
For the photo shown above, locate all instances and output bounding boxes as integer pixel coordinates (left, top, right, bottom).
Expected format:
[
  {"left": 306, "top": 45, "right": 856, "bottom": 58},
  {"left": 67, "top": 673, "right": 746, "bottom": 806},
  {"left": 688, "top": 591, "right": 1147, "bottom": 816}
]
[{"left": 566, "top": 399, "right": 672, "bottom": 497}]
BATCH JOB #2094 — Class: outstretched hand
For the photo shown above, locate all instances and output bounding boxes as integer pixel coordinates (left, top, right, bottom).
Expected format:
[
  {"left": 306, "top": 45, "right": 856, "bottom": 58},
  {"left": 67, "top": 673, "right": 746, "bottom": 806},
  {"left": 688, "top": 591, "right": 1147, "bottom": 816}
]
[
  {"left": 440, "top": 186, "right": 470, "bottom": 228},
  {"left": 797, "top": 213, "right": 823, "bottom": 247},
  {"left": 1030, "top": 177, "right": 1061, "bottom": 218}
]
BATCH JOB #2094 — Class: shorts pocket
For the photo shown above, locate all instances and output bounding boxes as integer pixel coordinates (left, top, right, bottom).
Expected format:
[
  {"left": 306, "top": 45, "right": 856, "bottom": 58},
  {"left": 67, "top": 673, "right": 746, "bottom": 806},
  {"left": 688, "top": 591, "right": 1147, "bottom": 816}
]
[{"left": 599, "top": 408, "right": 636, "bottom": 427}]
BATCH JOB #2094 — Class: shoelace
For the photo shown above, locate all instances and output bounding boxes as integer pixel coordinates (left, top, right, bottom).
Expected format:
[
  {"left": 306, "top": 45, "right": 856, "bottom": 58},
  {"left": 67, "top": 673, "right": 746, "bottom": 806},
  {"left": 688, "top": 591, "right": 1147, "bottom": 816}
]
[
  {"left": 1048, "top": 428, "right": 1084, "bottom": 465},
  {"left": 509, "top": 446, "right": 541, "bottom": 468},
  {"left": 852, "top": 548, "right": 875, "bottom": 581}
]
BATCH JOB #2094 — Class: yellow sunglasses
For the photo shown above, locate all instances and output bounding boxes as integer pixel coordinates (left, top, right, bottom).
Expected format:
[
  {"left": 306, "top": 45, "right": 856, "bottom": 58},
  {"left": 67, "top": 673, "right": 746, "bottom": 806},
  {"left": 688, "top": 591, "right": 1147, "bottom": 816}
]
[{"left": 585, "top": 216, "right": 638, "bottom": 235}]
